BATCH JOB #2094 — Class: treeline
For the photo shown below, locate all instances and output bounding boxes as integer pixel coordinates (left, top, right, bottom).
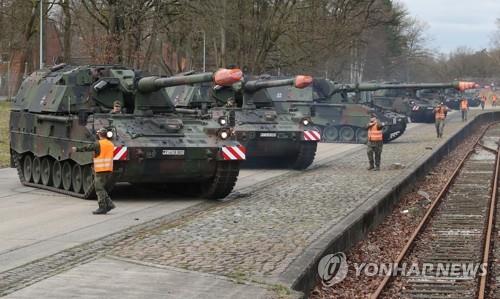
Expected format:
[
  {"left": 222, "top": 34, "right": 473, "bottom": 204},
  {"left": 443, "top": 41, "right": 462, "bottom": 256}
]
[{"left": 1, "top": 0, "right": 500, "bottom": 88}]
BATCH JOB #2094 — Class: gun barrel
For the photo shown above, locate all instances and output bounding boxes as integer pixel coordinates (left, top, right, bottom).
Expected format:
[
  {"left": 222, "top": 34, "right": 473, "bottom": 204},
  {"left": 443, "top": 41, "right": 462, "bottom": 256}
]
[
  {"left": 137, "top": 69, "right": 243, "bottom": 92},
  {"left": 319, "top": 80, "right": 476, "bottom": 95},
  {"left": 244, "top": 78, "right": 294, "bottom": 92},
  {"left": 244, "top": 75, "right": 312, "bottom": 92}
]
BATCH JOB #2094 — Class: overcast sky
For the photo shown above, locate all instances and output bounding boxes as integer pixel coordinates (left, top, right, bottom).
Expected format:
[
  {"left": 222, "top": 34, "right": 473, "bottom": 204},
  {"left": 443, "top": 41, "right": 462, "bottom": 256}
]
[{"left": 399, "top": 0, "right": 500, "bottom": 53}]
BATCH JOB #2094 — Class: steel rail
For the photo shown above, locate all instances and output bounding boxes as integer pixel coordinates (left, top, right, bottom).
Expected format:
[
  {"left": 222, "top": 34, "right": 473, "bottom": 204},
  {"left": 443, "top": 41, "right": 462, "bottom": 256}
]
[
  {"left": 478, "top": 140, "right": 500, "bottom": 298},
  {"left": 370, "top": 123, "right": 497, "bottom": 299}
]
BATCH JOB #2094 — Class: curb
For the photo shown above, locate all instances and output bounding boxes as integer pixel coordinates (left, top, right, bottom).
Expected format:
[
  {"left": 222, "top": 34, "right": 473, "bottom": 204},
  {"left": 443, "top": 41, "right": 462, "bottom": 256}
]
[{"left": 280, "top": 111, "right": 500, "bottom": 298}]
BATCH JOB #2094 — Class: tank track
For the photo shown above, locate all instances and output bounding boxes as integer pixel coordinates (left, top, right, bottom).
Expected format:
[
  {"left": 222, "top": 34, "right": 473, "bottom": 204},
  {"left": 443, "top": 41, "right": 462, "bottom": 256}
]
[
  {"left": 315, "top": 124, "right": 406, "bottom": 144},
  {"left": 290, "top": 142, "right": 317, "bottom": 170},
  {"left": 201, "top": 161, "right": 240, "bottom": 200},
  {"left": 13, "top": 152, "right": 96, "bottom": 199}
]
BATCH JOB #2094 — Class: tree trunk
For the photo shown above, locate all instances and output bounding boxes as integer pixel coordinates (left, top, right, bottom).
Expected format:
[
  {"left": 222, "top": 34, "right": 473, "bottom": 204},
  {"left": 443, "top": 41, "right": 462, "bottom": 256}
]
[{"left": 61, "top": 0, "right": 72, "bottom": 63}]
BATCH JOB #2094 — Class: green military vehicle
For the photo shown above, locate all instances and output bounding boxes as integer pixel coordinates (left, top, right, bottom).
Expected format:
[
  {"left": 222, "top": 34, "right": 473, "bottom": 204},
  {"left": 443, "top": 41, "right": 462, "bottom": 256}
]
[
  {"left": 168, "top": 74, "right": 320, "bottom": 170},
  {"left": 10, "top": 64, "right": 245, "bottom": 199},
  {"left": 367, "top": 81, "right": 475, "bottom": 123},
  {"left": 281, "top": 78, "right": 408, "bottom": 143}
]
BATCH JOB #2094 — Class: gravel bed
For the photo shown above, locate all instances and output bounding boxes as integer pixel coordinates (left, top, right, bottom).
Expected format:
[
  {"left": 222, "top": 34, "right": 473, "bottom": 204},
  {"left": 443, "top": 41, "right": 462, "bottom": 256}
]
[{"left": 310, "top": 124, "right": 486, "bottom": 299}]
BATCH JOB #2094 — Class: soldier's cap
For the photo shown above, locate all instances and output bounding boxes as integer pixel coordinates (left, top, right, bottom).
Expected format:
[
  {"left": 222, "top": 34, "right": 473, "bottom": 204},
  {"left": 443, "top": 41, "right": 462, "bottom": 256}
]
[{"left": 96, "top": 128, "right": 107, "bottom": 134}]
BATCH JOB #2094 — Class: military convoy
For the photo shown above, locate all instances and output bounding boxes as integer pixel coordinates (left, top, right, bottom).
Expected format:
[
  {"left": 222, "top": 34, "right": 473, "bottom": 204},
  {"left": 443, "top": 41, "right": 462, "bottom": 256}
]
[
  {"left": 8, "top": 61, "right": 477, "bottom": 200},
  {"left": 9, "top": 64, "right": 245, "bottom": 199},
  {"left": 365, "top": 81, "right": 475, "bottom": 123},
  {"left": 169, "top": 74, "right": 320, "bottom": 170}
]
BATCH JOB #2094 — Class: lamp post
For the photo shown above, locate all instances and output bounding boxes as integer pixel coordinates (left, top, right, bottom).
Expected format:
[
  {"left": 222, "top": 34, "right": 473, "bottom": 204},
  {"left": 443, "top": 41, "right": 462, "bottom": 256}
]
[
  {"left": 201, "top": 30, "right": 206, "bottom": 72},
  {"left": 39, "top": 0, "right": 43, "bottom": 69}
]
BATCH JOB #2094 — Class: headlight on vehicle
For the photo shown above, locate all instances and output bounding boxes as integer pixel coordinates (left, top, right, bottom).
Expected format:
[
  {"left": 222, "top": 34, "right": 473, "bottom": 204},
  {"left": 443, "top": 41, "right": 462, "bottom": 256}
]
[
  {"left": 301, "top": 118, "right": 311, "bottom": 126},
  {"left": 220, "top": 130, "right": 229, "bottom": 140},
  {"left": 106, "top": 131, "right": 114, "bottom": 138},
  {"left": 218, "top": 117, "right": 227, "bottom": 126}
]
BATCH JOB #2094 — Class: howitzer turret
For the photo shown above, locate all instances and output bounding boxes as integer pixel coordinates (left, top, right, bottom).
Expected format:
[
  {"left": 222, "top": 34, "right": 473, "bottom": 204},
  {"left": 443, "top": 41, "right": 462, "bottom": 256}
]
[{"left": 10, "top": 65, "right": 246, "bottom": 200}]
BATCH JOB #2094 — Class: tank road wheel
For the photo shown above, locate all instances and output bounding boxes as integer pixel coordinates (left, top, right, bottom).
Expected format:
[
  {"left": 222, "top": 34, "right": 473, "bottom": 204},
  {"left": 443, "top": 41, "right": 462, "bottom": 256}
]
[
  {"left": 339, "top": 126, "right": 355, "bottom": 142},
  {"left": 323, "top": 125, "right": 338, "bottom": 142},
  {"left": 41, "top": 157, "right": 52, "bottom": 186},
  {"left": 82, "top": 165, "right": 95, "bottom": 198},
  {"left": 23, "top": 155, "right": 33, "bottom": 183},
  {"left": 52, "top": 161, "right": 62, "bottom": 188},
  {"left": 32, "top": 157, "right": 41, "bottom": 184},
  {"left": 62, "top": 161, "right": 73, "bottom": 191},
  {"left": 356, "top": 128, "right": 368, "bottom": 144},
  {"left": 290, "top": 142, "right": 318, "bottom": 170},
  {"left": 200, "top": 161, "right": 240, "bottom": 200},
  {"left": 72, "top": 164, "right": 83, "bottom": 194}
]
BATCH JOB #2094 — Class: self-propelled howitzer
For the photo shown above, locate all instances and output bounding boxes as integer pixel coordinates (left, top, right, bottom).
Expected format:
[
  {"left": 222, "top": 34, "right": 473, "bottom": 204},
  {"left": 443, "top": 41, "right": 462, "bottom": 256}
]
[
  {"left": 264, "top": 78, "right": 408, "bottom": 143},
  {"left": 169, "top": 74, "right": 320, "bottom": 170},
  {"left": 10, "top": 64, "right": 245, "bottom": 199},
  {"left": 355, "top": 81, "right": 476, "bottom": 123}
]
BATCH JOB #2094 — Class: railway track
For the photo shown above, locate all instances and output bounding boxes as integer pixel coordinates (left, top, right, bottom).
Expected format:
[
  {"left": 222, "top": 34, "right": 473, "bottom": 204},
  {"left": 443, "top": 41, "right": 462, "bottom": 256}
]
[{"left": 371, "top": 123, "right": 500, "bottom": 299}]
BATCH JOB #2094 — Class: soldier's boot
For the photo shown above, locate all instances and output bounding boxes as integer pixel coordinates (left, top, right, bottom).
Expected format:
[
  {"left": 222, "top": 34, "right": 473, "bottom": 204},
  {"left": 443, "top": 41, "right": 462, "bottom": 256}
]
[
  {"left": 106, "top": 199, "right": 116, "bottom": 212},
  {"left": 92, "top": 202, "right": 108, "bottom": 215},
  {"left": 367, "top": 163, "right": 374, "bottom": 170},
  {"left": 374, "top": 165, "right": 380, "bottom": 171}
]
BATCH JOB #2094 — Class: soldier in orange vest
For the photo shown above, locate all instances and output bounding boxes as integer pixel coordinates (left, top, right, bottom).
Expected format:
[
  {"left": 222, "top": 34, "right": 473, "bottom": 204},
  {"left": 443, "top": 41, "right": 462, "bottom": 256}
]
[
  {"left": 72, "top": 128, "right": 116, "bottom": 214},
  {"left": 434, "top": 103, "right": 448, "bottom": 138},
  {"left": 366, "top": 115, "right": 384, "bottom": 171},
  {"left": 492, "top": 94, "right": 498, "bottom": 107},
  {"left": 460, "top": 98, "right": 468, "bottom": 121}
]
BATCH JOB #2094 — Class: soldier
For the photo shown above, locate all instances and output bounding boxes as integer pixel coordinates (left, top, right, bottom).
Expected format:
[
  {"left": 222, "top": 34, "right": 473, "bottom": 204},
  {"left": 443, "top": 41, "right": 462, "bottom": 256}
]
[
  {"left": 110, "top": 100, "right": 122, "bottom": 114},
  {"left": 480, "top": 95, "right": 486, "bottom": 110},
  {"left": 434, "top": 102, "right": 447, "bottom": 138},
  {"left": 366, "top": 115, "right": 384, "bottom": 171},
  {"left": 71, "top": 128, "right": 116, "bottom": 215},
  {"left": 492, "top": 94, "right": 498, "bottom": 107},
  {"left": 460, "top": 98, "right": 468, "bottom": 121}
]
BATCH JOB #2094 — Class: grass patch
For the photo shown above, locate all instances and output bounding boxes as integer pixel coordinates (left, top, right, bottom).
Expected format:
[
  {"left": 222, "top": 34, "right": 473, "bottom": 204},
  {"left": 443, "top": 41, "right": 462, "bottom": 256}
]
[{"left": 0, "top": 101, "right": 10, "bottom": 168}]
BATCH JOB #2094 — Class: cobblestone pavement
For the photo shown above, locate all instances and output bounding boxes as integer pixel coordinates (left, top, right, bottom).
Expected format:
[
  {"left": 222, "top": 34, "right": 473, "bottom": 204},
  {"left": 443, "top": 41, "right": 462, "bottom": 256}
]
[
  {"left": 110, "top": 112, "right": 481, "bottom": 281},
  {"left": 0, "top": 111, "right": 484, "bottom": 297}
]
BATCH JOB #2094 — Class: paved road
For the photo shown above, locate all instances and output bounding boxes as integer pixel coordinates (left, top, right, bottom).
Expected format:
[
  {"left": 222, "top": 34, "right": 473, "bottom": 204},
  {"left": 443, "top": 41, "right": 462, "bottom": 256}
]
[{"left": 0, "top": 142, "right": 359, "bottom": 274}]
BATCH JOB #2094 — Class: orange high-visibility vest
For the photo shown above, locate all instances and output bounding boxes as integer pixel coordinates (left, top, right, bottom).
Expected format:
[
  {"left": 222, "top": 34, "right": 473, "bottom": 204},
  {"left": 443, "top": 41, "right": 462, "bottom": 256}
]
[
  {"left": 368, "top": 124, "right": 383, "bottom": 141},
  {"left": 435, "top": 107, "right": 446, "bottom": 120},
  {"left": 93, "top": 139, "right": 114, "bottom": 172},
  {"left": 493, "top": 95, "right": 497, "bottom": 102},
  {"left": 460, "top": 100, "right": 468, "bottom": 110}
]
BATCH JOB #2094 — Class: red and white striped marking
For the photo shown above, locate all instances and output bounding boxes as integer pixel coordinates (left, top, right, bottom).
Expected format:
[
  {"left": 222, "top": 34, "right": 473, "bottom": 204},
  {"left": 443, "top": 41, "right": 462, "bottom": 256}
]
[
  {"left": 412, "top": 106, "right": 420, "bottom": 111},
  {"left": 303, "top": 130, "right": 321, "bottom": 141},
  {"left": 221, "top": 145, "right": 246, "bottom": 161},
  {"left": 113, "top": 146, "right": 128, "bottom": 161}
]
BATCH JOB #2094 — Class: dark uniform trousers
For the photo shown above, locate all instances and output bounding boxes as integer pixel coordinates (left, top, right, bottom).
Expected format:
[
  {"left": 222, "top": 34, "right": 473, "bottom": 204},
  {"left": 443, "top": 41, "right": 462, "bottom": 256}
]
[
  {"left": 435, "top": 119, "right": 445, "bottom": 137},
  {"left": 94, "top": 172, "right": 113, "bottom": 208},
  {"left": 367, "top": 141, "right": 383, "bottom": 168}
]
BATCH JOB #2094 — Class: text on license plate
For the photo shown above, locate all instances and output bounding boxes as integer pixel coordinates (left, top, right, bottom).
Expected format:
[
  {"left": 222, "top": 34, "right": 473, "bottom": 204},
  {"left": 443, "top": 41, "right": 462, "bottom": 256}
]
[
  {"left": 162, "top": 149, "right": 185, "bottom": 155},
  {"left": 260, "top": 132, "right": 277, "bottom": 137}
]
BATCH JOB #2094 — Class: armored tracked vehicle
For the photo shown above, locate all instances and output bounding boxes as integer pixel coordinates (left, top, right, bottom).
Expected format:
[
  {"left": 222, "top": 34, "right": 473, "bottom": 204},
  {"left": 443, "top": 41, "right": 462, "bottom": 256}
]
[
  {"left": 169, "top": 74, "right": 320, "bottom": 170},
  {"left": 302, "top": 79, "right": 408, "bottom": 143},
  {"left": 368, "top": 82, "right": 475, "bottom": 123},
  {"left": 10, "top": 64, "right": 245, "bottom": 199}
]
